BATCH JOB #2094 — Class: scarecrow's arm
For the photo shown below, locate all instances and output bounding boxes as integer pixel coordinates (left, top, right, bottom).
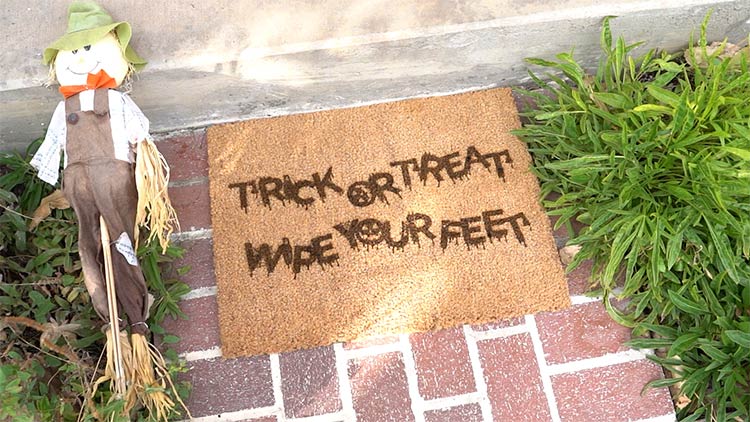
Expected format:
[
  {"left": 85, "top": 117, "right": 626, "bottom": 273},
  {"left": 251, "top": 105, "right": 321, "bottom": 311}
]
[
  {"left": 120, "top": 92, "right": 151, "bottom": 146},
  {"left": 30, "top": 101, "right": 67, "bottom": 186},
  {"left": 116, "top": 91, "right": 178, "bottom": 251}
]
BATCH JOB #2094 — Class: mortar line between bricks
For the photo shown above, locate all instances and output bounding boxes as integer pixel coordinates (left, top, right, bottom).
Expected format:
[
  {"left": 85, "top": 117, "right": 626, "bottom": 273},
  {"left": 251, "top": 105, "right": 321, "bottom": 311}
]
[
  {"left": 421, "top": 391, "right": 484, "bottom": 412},
  {"left": 169, "top": 176, "right": 209, "bottom": 188},
  {"left": 171, "top": 228, "right": 213, "bottom": 242},
  {"left": 177, "top": 406, "right": 279, "bottom": 422},
  {"left": 333, "top": 343, "right": 357, "bottom": 421},
  {"left": 526, "top": 314, "right": 562, "bottom": 422},
  {"left": 462, "top": 325, "right": 494, "bottom": 422},
  {"left": 271, "top": 353, "right": 286, "bottom": 421},
  {"left": 546, "top": 349, "right": 652, "bottom": 376},
  {"left": 569, "top": 294, "right": 602, "bottom": 305},
  {"left": 569, "top": 288, "right": 624, "bottom": 306},
  {"left": 342, "top": 341, "right": 402, "bottom": 360},
  {"left": 399, "top": 334, "right": 427, "bottom": 422},
  {"left": 181, "top": 286, "right": 218, "bottom": 301},
  {"left": 631, "top": 414, "right": 678, "bottom": 422},
  {"left": 469, "top": 321, "right": 530, "bottom": 341},
  {"left": 180, "top": 346, "right": 222, "bottom": 361},
  {"left": 287, "top": 410, "right": 348, "bottom": 422}
]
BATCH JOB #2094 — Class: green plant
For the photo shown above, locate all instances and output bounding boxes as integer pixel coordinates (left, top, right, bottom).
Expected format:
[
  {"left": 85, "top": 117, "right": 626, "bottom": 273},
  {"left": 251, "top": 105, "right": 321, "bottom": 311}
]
[
  {"left": 514, "top": 16, "right": 750, "bottom": 421},
  {"left": 0, "top": 140, "right": 192, "bottom": 421}
]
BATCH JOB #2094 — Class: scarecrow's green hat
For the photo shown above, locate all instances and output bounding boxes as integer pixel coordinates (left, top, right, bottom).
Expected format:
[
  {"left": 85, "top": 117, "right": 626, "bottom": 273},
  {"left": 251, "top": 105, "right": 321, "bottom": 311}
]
[{"left": 43, "top": 1, "right": 146, "bottom": 71}]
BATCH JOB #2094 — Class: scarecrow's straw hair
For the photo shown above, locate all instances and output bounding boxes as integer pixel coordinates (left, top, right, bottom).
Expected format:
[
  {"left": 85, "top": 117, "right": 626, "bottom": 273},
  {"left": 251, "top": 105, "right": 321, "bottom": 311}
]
[
  {"left": 89, "top": 331, "right": 191, "bottom": 420},
  {"left": 45, "top": 62, "right": 57, "bottom": 88},
  {"left": 134, "top": 139, "right": 179, "bottom": 252},
  {"left": 128, "top": 333, "right": 191, "bottom": 421},
  {"left": 91, "top": 330, "right": 132, "bottom": 400},
  {"left": 119, "top": 62, "right": 136, "bottom": 93}
]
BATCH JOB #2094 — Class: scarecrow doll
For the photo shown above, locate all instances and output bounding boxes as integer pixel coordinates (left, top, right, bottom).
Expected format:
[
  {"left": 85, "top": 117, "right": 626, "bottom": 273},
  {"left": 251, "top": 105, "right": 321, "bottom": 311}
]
[{"left": 30, "top": 1, "right": 183, "bottom": 418}]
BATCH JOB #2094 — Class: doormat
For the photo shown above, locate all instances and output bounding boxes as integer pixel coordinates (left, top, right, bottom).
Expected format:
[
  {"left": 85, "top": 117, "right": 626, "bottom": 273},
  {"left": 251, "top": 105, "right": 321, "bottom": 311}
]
[{"left": 207, "top": 88, "right": 570, "bottom": 358}]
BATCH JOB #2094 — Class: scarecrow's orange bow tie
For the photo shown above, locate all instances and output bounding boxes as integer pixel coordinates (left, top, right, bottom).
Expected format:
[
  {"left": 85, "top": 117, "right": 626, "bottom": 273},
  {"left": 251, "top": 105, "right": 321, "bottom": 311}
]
[{"left": 59, "top": 70, "right": 117, "bottom": 99}]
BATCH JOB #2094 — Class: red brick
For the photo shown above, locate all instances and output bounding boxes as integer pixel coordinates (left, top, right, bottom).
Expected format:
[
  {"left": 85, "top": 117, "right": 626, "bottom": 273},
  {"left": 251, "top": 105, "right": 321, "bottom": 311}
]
[
  {"left": 158, "top": 130, "right": 208, "bottom": 181},
  {"left": 424, "top": 403, "right": 483, "bottom": 422},
  {"left": 172, "top": 237, "right": 216, "bottom": 290},
  {"left": 160, "top": 295, "right": 220, "bottom": 354},
  {"left": 343, "top": 335, "right": 399, "bottom": 350},
  {"left": 536, "top": 301, "right": 631, "bottom": 365},
  {"left": 478, "top": 334, "right": 551, "bottom": 421},
  {"left": 349, "top": 352, "right": 414, "bottom": 422},
  {"left": 280, "top": 345, "right": 341, "bottom": 418},
  {"left": 566, "top": 260, "right": 594, "bottom": 295},
  {"left": 552, "top": 359, "right": 674, "bottom": 422},
  {"left": 180, "top": 355, "right": 274, "bottom": 418},
  {"left": 170, "top": 182, "right": 211, "bottom": 231},
  {"left": 410, "top": 327, "right": 475, "bottom": 399},
  {"left": 472, "top": 316, "right": 525, "bottom": 331}
]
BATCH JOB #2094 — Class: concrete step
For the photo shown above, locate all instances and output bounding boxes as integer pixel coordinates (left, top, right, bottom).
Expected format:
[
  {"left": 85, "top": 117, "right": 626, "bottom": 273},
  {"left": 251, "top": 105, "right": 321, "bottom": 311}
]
[{"left": 2, "top": 0, "right": 749, "bottom": 151}]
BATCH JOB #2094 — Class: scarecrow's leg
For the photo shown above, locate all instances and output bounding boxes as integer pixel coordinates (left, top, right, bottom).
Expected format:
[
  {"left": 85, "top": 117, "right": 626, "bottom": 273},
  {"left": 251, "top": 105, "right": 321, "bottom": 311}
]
[
  {"left": 92, "top": 163, "right": 149, "bottom": 333},
  {"left": 62, "top": 167, "right": 109, "bottom": 321}
]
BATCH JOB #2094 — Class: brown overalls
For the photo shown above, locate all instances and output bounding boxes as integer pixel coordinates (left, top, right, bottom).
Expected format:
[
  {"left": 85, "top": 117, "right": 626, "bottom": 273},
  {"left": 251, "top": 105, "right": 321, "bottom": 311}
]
[{"left": 62, "top": 89, "right": 149, "bottom": 335}]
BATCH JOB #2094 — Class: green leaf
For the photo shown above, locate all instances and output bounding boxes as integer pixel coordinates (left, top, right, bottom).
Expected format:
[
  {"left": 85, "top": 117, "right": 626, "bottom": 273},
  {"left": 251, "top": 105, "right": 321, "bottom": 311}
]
[
  {"left": 605, "top": 295, "right": 636, "bottom": 328},
  {"left": 643, "top": 377, "right": 681, "bottom": 390},
  {"left": 633, "top": 104, "right": 672, "bottom": 114},
  {"left": 647, "top": 85, "right": 681, "bottom": 107},
  {"left": 706, "top": 220, "right": 740, "bottom": 283},
  {"left": 525, "top": 57, "right": 559, "bottom": 68},
  {"left": 535, "top": 110, "right": 584, "bottom": 120},
  {"left": 665, "top": 230, "right": 683, "bottom": 270},
  {"left": 722, "top": 146, "right": 750, "bottom": 161},
  {"left": 669, "top": 332, "right": 701, "bottom": 356},
  {"left": 725, "top": 330, "right": 750, "bottom": 348},
  {"left": 700, "top": 344, "right": 730, "bottom": 361},
  {"left": 600, "top": 16, "right": 614, "bottom": 52},
  {"left": 603, "top": 217, "right": 642, "bottom": 288},
  {"left": 653, "top": 58, "right": 684, "bottom": 73},
  {"left": 591, "top": 92, "right": 632, "bottom": 109},
  {"left": 0, "top": 188, "right": 17, "bottom": 205},
  {"left": 160, "top": 335, "right": 181, "bottom": 344},
  {"left": 638, "top": 323, "right": 678, "bottom": 339},
  {"left": 627, "top": 337, "right": 674, "bottom": 349},
  {"left": 663, "top": 182, "right": 694, "bottom": 202},
  {"left": 667, "top": 290, "right": 708, "bottom": 315}
]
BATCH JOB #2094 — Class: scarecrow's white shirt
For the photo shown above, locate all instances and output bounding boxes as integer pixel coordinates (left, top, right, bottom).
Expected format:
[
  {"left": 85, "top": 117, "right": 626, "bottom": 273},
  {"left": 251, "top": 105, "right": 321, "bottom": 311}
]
[{"left": 30, "top": 89, "right": 152, "bottom": 186}]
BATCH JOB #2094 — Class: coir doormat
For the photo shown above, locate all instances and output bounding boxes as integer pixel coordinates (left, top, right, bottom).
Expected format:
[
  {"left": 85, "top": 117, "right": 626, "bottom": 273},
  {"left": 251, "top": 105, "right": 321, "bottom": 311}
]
[{"left": 207, "top": 88, "right": 570, "bottom": 358}]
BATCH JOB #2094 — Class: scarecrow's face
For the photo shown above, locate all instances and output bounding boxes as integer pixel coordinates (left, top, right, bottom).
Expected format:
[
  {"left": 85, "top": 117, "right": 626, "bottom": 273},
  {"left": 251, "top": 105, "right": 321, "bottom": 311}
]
[{"left": 54, "top": 33, "right": 129, "bottom": 87}]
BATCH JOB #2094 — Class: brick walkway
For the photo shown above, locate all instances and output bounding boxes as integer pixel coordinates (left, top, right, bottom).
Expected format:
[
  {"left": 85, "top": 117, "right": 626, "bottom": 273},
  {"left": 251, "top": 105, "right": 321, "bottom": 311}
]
[{"left": 159, "top": 129, "right": 677, "bottom": 422}]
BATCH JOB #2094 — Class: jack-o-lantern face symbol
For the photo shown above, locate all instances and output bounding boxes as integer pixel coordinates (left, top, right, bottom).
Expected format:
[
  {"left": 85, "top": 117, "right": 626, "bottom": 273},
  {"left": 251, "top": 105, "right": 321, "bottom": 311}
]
[
  {"left": 347, "top": 181, "right": 376, "bottom": 207},
  {"left": 355, "top": 219, "right": 385, "bottom": 246}
]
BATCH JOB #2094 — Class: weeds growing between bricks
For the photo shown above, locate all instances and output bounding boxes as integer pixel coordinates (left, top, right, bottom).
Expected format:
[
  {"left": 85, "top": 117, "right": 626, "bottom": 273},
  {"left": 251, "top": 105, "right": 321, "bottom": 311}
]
[
  {"left": 0, "top": 139, "right": 191, "bottom": 421},
  {"left": 514, "top": 15, "right": 750, "bottom": 421}
]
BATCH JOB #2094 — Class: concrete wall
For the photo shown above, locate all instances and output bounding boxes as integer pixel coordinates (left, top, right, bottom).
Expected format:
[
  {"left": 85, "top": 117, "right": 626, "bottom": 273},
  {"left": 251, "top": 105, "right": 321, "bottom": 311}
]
[{"left": 2, "top": 0, "right": 749, "bottom": 151}]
